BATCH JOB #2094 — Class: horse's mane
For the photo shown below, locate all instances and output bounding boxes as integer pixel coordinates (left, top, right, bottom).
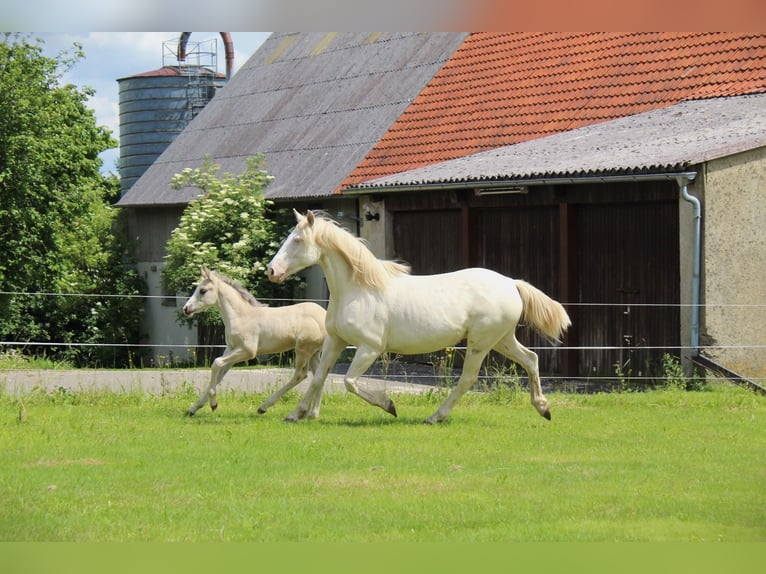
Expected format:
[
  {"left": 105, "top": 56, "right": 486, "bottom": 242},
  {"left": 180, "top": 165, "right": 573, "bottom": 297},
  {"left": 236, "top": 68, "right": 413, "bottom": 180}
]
[
  {"left": 210, "top": 270, "right": 268, "bottom": 308},
  {"left": 309, "top": 213, "right": 410, "bottom": 289}
]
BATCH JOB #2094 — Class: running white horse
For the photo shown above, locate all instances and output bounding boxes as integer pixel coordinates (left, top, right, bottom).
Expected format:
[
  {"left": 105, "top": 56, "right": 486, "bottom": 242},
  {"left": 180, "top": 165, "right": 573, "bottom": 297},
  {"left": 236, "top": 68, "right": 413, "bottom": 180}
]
[
  {"left": 182, "top": 266, "right": 327, "bottom": 416},
  {"left": 267, "top": 210, "right": 571, "bottom": 424}
]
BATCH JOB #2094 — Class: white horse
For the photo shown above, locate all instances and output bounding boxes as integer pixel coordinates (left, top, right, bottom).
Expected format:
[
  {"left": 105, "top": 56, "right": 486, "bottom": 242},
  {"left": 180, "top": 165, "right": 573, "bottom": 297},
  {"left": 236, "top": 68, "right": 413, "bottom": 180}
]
[
  {"left": 182, "top": 266, "right": 327, "bottom": 416},
  {"left": 267, "top": 210, "right": 571, "bottom": 424}
]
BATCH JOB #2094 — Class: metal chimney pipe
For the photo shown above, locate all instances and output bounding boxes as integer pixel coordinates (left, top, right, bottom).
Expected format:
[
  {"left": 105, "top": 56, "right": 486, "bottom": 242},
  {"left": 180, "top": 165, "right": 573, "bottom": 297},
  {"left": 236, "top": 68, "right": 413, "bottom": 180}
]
[{"left": 178, "top": 32, "right": 234, "bottom": 80}]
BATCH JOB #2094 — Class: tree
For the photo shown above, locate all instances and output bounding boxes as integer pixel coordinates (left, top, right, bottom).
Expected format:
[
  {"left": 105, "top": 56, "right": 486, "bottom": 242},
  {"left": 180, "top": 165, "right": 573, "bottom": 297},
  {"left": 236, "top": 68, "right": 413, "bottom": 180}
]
[
  {"left": 163, "top": 155, "right": 299, "bottom": 334},
  {"left": 0, "top": 34, "right": 146, "bottom": 366}
]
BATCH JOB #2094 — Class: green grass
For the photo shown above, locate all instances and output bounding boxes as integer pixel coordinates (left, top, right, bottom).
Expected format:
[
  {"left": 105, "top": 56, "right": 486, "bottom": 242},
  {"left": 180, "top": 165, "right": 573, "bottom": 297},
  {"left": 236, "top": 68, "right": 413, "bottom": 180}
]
[{"left": 1, "top": 383, "right": 764, "bottom": 542}]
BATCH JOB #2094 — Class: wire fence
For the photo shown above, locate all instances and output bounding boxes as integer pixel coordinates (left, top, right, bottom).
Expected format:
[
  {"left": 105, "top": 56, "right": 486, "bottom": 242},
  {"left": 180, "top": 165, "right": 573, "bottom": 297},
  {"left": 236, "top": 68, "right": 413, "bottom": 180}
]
[
  {"left": 2, "top": 290, "right": 765, "bottom": 307},
  {"left": 1, "top": 290, "right": 764, "bottom": 387}
]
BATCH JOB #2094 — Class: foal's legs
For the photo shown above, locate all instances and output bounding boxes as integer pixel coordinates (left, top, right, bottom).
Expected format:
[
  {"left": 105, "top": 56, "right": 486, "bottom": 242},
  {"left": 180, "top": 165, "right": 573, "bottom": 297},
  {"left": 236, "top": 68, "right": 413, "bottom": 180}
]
[
  {"left": 284, "top": 335, "right": 346, "bottom": 422},
  {"left": 493, "top": 334, "right": 550, "bottom": 419},
  {"left": 341, "top": 343, "right": 397, "bottom": 416},
  {"left": 187, "top": 346, "right": 253, "bottom": 416},
  {"left": 425, "top": 342, "right": 489, "bottom": 424},
  {"left": 257, "top": 347, "right": 316, "bottom": 414}
]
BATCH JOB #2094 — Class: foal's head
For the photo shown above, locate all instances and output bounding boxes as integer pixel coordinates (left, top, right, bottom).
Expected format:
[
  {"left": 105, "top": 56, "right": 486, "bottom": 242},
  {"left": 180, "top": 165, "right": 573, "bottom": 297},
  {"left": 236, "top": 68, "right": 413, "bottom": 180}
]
[{"left": 182, "top": 266, "right": 221, "bottom": 317}]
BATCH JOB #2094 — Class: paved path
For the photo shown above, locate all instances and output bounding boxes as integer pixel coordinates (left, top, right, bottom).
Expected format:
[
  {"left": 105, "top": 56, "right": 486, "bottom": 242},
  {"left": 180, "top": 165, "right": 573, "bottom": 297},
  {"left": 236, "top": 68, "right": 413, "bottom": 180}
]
[{"left": 0, "top": 368, "right": 432, "bottom": 397}]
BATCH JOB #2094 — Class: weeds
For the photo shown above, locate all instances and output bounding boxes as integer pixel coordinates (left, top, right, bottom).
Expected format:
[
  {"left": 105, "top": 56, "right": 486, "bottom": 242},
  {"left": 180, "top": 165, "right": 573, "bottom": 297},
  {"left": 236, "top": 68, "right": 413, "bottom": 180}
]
[
  {"left": 433, "top": 346, "right": 458, "bottom": 386},
  {"left": 613, "top": 355, "right": 634, "bottom": 392},
  {"left": 0, "top": 349, "right": 73, "bottom": 370},
  {"left": 661, "top": 353, "right": 707, "bottom": 391},
  {"left": 484, "top": 361, "right": 525, "bottom": 405},
  {"left": 661, "top": 353, "right": 687, "bottom": 391}
]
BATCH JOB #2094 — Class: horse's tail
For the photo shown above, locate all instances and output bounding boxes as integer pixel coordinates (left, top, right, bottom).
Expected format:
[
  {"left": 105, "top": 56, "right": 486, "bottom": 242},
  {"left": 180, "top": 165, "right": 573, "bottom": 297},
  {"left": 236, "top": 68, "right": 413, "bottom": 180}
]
[{"left": 515, "top": 280, "right": 572, "bottom": 343}]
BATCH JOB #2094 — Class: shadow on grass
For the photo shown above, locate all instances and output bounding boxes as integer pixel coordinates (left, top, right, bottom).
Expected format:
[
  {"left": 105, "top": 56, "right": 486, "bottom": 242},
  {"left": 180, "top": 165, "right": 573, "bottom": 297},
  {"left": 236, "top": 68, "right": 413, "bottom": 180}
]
[{"left": 314, "top": 414, "right": 447, "bottom": 428}]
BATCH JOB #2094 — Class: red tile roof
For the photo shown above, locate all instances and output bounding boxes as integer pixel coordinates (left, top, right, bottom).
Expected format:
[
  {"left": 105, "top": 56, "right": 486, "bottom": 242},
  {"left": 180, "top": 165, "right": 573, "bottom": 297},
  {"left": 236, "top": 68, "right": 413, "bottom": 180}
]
[{"left": 342, "top": 32, "right": 766, "bottom": 190}]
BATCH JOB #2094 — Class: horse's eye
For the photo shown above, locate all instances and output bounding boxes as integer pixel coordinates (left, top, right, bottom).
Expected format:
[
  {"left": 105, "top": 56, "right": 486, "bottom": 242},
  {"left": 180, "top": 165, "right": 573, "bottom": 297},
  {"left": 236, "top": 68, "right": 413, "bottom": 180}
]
[
  {"left": 199, "top": 288, "right": 207, "bottom": 295},
  {"left": 293, "top": 235, "right": 303, "bottom": 243}
]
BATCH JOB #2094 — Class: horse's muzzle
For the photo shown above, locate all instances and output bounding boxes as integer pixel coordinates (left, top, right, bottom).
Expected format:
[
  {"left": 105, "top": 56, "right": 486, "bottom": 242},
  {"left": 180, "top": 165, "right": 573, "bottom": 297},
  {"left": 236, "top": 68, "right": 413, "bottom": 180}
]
[{"left": 266, "top": 265, "right": 285, "bottom": 284}]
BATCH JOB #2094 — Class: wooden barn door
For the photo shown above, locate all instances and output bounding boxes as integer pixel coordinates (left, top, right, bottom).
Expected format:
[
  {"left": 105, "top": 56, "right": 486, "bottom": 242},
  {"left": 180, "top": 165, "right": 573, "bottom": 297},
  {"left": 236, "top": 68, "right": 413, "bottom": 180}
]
[
  {"left": 473, "top": 205, "right": 561, "bottom": 373},
  {"left": 576, "top": 201, "right": 680, "bottom": 381},
  {"left": 391, "top": 209, "right": 462, "bottom": 368},
  {"left": 392, "top": 210, "right": 462, "bottom": 275}
]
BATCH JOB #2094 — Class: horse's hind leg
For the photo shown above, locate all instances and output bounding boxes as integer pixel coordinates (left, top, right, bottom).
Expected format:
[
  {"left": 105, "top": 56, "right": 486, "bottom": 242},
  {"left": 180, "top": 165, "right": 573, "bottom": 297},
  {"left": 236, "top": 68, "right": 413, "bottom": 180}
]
[
  {"left": 285, "top": 335, "right": 346, "bottom": 422},
  {"left": 493, "top": 334, "right": 550, "bottom": 420},
  {"left": 257, "top": 348, "right": 313, "bottom": 415},
  {"left": 425, "top": 343, "right": 488, "bottom": 424}
]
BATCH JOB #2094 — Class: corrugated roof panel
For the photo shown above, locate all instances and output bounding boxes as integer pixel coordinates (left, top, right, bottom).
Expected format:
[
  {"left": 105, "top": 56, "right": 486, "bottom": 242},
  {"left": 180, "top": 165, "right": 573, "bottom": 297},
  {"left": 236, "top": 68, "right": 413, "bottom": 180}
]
[
  {"left": 117, "top": 32, "right": 469, "bottom": 206},
  {"left": 350, "top": 94, "right": 766, "bottom": 190}
]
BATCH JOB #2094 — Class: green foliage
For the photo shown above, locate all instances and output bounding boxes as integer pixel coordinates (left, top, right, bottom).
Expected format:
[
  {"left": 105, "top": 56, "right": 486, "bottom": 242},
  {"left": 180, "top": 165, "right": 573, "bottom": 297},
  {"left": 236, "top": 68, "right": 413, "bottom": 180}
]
[
  {"left": 661, "top": 353, "right": 707, "bottom": 392},
  {"left": 0, "top": 34, "right": 146, "bottom": 366},
  {"left": 163, "top": 155, "right": 299, "bottom": 329},
  {"left": 661, "top": 353, "right": 687, "bottom": 391}
]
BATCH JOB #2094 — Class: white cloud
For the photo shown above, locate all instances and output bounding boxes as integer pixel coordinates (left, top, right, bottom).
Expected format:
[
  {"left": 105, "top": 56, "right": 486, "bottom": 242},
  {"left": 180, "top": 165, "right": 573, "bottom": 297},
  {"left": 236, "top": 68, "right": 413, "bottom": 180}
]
[{"left": 87, "top": 93, "right": 120, "bottom": 135}]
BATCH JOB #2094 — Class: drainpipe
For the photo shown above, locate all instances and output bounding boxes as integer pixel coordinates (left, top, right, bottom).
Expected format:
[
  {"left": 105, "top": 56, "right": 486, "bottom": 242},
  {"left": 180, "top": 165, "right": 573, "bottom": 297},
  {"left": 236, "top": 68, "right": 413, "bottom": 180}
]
[{"left": 676, "top": 174, "right": 701, "bottom": 356}]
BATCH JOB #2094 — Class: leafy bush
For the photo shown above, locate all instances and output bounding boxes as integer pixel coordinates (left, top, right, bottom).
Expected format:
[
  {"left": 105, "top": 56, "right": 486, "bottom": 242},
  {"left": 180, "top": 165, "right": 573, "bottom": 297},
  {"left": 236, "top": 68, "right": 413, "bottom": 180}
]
[{"left": 163, "top": 155, "right": 300, "bottom": 333}]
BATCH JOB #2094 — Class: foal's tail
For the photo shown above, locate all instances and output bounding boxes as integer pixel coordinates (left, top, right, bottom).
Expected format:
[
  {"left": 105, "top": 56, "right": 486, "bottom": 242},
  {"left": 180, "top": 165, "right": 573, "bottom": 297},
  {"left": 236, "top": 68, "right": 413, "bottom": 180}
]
[{"left": 515, "top": 280, "right": 572, "bottom": 343}]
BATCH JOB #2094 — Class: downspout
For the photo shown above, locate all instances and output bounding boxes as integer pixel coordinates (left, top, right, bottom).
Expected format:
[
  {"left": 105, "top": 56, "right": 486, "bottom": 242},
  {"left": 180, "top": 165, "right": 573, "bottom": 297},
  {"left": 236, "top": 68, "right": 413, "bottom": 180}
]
[{"left": 676, "top": 174, "right": 701, "bottom": 356}]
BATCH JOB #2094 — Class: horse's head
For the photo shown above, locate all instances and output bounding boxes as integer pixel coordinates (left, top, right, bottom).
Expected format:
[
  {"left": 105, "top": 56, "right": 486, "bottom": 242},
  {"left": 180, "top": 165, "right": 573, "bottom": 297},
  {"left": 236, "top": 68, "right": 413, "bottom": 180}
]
[
  {"left": 267, "top": 210, "right": 321, "bottom": 283},
  {"left": 182, "top": 266, "right": 220, "bottom": 316}
]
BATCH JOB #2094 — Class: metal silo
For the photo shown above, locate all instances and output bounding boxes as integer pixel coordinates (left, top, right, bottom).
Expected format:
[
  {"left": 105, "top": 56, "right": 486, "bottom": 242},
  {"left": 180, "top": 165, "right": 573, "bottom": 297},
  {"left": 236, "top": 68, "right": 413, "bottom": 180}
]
[{"left": 117, "top": 33, "right": 233, "bottom": 195}]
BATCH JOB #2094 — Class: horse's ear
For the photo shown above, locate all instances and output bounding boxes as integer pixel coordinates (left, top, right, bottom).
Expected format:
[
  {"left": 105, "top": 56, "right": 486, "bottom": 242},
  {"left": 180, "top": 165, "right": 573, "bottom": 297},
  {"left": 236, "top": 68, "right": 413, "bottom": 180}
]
[
  {"left": 306, "top": 210, "right": 315, "bottom": 226},
  {"left": 292, "top": 208, "right": 303, "bottom": 223},
  {"left": 201, "top": 265, "right": 211, "bottom": 279}
]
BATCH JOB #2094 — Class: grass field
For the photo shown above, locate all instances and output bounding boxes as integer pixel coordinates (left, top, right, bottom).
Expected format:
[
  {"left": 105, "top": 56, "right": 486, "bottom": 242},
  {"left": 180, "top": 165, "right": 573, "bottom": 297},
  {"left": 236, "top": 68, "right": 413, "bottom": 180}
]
[{"left": 1, "top": 381, "right": 764, "bottom": 542}]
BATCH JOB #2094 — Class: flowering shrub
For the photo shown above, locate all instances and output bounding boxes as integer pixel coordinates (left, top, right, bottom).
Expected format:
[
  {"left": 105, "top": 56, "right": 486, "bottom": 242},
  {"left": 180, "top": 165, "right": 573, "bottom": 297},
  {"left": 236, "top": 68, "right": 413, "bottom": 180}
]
[{"left": 163, "top": 155, "right": 300, "bottom": 330}]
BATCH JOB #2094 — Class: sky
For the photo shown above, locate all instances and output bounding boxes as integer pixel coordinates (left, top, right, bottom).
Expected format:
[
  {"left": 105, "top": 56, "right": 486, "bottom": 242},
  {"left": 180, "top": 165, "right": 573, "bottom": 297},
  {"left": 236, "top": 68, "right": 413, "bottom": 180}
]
[{"left": 36, "top": 32, "right": 271, "bottom": 175}]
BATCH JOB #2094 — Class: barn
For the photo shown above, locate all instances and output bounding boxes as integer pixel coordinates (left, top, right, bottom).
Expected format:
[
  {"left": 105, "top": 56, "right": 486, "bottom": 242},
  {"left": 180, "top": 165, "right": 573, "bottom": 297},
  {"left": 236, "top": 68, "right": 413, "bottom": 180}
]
[
  {"left": 348, "top": 95, "right": 766, "bottom": 383},
  {"left": 117, "top": 33, "right": 766, "bottom": 385}
]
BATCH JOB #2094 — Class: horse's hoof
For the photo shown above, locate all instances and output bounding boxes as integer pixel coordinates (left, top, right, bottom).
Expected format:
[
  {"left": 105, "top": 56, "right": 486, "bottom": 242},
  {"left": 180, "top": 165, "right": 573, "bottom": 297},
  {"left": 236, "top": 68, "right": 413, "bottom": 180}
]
[
  {"left": 283, "top": 415, "right": 298, "bottom": 423},
  {"left": 386, "top": 401, "right": 397, "bottom": 417},
  {"left": 542, "top": 409, "right": 551, "bottom": 420},
  {"left": 186, "top": 410, "right": 195, "bottom": 417},
  {"left": 257, "top": 407, "right": 267, "bottom": 415},
  {"left": 211, "top": 404, "right": 218, "bottom": 412},
  {"left": 423, "top": 417, "right": 438, "bottom": 425}
]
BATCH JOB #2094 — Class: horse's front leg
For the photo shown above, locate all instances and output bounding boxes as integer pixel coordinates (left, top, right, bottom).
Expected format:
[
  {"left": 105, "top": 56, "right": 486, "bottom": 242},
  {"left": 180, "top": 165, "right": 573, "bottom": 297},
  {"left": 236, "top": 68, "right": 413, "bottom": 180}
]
[
  {"left": 284, "top": 335, "right": 346, "bottom": 422},
  {"left": 342, "top": 344, "right": 395, "bottom": 416},
  {"left": 187, "top": 347, "right": 252, "bottom": 416}
]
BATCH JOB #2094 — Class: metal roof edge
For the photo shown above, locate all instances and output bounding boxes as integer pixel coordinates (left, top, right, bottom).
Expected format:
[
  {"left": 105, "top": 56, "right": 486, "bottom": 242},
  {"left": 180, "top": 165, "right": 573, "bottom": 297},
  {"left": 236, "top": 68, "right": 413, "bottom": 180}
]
[{"left": 343, "top": 170, "right": 700, "bottom": 195}]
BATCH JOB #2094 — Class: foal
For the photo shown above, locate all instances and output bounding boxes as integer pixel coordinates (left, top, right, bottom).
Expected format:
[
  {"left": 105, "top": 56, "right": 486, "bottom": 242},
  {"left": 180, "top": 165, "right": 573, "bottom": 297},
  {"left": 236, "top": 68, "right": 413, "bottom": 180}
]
[{"left": 182, "top": 267, "right": 327, "bottom": 416}]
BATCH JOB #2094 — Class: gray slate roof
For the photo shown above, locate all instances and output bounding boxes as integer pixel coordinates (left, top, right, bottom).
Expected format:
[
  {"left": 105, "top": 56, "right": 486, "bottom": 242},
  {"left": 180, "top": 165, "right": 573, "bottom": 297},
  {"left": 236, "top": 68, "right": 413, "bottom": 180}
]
[
  {"left": 349, "top": 93, "right": 766, "bottom": 191},
  {"left": 117, "top": 32, "right": 468, "bottom": 207}
]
